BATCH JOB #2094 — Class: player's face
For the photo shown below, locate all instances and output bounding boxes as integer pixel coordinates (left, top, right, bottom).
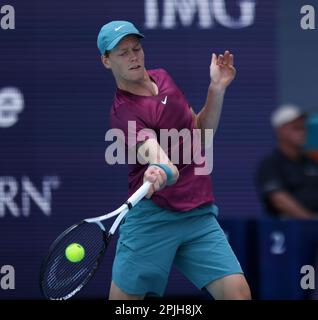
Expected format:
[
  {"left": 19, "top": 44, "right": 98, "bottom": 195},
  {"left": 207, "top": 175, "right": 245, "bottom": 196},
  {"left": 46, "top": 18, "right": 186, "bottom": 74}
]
[
  {"left": 105, "top": 35, "right": 145, "bottom": 83},
  {"left": 278, "top": 117, "right": 306, "bottom": 148}
]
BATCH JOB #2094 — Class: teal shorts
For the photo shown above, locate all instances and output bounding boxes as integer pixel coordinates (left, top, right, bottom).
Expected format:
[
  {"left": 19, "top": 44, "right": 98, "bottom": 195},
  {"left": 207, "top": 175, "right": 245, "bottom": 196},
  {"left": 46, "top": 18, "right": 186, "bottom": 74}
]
[{"left": 112, "top": 199, "right": 243, "bottom": 297}]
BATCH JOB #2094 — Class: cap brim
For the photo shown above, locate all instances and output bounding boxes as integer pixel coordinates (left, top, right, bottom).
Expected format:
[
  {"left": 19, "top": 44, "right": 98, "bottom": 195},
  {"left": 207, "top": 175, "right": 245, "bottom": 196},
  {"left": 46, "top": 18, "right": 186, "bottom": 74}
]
[{"left": 106, "top": 32, "right": 144, "bottom": 52}]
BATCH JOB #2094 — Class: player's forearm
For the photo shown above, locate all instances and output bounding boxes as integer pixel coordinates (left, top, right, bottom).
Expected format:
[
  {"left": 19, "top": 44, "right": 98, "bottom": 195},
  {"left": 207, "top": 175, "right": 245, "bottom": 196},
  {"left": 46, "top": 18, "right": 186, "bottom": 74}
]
[
  {"left": 270, "top": 191, "right": 316, "bottom": 219},
  {"left": 197, "top": 84, "right": 226, "bottom": 135}
]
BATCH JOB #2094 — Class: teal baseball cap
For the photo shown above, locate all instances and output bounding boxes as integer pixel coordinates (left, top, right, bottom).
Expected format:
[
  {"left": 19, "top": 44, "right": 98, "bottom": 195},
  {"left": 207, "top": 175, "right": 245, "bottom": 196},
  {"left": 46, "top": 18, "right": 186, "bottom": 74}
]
[{"left": 97, "top": 21, "right": 144, "bottom": 55}]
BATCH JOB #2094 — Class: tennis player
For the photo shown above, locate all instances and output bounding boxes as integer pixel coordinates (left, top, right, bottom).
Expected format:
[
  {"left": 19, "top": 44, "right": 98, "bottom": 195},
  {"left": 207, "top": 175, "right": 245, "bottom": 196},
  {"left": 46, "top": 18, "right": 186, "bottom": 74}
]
[{"left": 97, "top": 21, "right": 251, "bottom": 300}]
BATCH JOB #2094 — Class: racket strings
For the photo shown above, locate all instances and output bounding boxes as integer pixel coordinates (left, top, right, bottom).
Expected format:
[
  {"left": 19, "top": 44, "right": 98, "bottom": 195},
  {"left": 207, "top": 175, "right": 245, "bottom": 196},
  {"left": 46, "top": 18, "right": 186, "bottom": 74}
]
[
  {"left": 41, "top": 222, "right": 106, "bottom": 300},
  {"left": 45, "top": 236, "right": 98, "bottom": 288}
]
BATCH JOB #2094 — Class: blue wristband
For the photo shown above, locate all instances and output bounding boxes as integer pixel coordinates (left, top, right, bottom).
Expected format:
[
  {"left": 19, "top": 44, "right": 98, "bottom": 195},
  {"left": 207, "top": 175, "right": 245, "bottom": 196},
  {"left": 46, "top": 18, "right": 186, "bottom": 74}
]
[{"left": 149, "top": 163, "right": 174, "bottom": 185}]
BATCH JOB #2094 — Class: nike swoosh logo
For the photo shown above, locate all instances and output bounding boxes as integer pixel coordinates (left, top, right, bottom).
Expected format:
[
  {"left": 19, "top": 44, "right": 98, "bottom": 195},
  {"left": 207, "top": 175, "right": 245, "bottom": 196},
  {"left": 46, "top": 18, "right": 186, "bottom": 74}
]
[
  {"left": 161, "top": 96, "right": 168, "bottom": 105},
  {"left": 114, "top": 25, "right": 125, "bottom": 31}
]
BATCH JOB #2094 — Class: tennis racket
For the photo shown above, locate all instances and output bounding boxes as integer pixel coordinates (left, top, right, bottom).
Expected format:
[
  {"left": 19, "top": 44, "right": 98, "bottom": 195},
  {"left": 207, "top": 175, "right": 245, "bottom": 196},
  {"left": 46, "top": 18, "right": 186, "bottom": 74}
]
[{"left": 39, "top": 180, "right": 152, "bottom": 300}]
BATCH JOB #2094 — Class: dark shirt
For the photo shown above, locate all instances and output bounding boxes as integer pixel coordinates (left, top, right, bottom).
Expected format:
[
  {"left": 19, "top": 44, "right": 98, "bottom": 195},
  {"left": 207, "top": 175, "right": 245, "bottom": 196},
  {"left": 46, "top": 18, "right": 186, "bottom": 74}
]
[
  {"left": 256, "top": 149, "right": 318, "bottom": 216},
  {"left": 110, "top": 68, "right": 214, "bottom": 212}
]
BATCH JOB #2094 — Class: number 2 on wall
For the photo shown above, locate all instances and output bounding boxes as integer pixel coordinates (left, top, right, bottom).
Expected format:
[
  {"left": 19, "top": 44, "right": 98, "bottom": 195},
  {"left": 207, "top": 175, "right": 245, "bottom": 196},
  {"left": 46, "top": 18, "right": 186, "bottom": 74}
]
[{"left": 270, "top": 231, "right": 286, "bottom": 255}]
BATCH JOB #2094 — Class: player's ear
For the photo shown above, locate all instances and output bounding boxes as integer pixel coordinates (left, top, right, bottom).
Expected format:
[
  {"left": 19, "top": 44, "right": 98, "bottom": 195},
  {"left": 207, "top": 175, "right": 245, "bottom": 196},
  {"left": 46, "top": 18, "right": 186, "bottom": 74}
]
[{"left": 101, "top": 53, "right": 111, "bottom": 69}]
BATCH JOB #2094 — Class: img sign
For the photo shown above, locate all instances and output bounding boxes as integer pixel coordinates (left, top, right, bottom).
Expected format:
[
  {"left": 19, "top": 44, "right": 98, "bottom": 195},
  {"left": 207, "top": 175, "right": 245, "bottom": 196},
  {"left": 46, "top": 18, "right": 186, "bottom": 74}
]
[{"left": 145, "top": 0, "right": 256, "bottom": 29}]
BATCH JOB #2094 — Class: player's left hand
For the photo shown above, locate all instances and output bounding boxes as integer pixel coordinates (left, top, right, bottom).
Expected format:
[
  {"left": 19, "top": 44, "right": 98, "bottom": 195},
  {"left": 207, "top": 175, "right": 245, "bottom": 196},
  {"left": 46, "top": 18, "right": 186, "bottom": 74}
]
[{"left": 210, "top": 51, "right": 236, "bottom": 89}]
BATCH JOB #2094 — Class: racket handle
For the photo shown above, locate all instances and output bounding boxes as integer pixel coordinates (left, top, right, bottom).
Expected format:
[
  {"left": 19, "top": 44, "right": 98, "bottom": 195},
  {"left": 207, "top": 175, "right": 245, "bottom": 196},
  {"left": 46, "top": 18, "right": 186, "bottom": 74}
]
[{"left": 126, "top": 180, "right": 152, "bottom": 208}]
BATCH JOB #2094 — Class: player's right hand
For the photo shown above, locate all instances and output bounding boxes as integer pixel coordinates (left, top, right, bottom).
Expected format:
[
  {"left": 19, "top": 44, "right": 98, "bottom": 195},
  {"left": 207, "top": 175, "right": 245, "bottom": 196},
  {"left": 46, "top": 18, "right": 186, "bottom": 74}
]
[{"left": 143, "top": 166, "right": 168, "bottom": 199}]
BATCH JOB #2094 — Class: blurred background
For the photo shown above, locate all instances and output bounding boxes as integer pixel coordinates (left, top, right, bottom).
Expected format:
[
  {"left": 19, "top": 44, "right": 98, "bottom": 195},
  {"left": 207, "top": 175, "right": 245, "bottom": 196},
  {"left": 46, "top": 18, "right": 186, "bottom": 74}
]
[{"left": 0, "top": 0, "right": 317, "bottom": 300}]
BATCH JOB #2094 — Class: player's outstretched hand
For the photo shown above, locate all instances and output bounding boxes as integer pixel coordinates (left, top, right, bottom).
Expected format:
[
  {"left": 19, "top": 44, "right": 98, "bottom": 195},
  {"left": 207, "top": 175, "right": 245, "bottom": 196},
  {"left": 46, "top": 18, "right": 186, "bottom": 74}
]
[{"left": 210, "top": 50, "right": 236, "bottom": 89}]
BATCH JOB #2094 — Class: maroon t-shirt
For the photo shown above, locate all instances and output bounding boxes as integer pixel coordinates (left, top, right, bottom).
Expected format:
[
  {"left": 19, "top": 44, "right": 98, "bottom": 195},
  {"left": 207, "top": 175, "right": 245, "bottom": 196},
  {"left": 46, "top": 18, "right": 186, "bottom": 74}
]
[{"left": 110, "top": 68, "right": 214, "bottom": 211}]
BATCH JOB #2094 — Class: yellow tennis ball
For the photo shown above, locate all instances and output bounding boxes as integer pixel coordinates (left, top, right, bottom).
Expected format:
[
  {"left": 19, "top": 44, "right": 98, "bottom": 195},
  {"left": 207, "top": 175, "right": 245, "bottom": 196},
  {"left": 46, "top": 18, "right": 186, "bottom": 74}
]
[{"left": 65, "top": 243, "right": 85, "bottom": 263}]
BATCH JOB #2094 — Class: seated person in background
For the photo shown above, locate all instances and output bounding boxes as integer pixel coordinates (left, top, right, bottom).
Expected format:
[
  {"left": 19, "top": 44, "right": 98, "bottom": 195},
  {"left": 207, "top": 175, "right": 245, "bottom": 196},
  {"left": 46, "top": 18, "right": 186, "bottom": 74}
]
[{"left": 256, "top": 104, "right": 318, "bottom": 219}]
